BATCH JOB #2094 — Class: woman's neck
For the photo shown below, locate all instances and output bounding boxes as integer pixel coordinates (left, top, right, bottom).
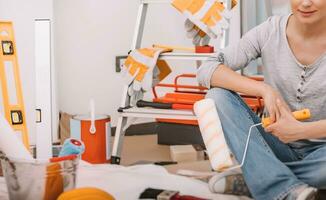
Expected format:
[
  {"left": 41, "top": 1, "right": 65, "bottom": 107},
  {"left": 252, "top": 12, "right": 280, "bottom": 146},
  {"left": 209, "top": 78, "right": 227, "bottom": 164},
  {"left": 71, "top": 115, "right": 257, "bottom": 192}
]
[{"left": 291, "top": 16, "right": 326, "bottom": 39}]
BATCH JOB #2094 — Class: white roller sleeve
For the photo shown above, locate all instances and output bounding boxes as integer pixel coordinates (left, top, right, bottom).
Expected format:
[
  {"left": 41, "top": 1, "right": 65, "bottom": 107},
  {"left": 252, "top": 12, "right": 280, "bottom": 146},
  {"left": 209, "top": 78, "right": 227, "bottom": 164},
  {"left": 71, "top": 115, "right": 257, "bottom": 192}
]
[
  {"left": 0, "top": 115, "right": 33, "bottom": 160},
  {"left": 194, "top": 98, "right": 233, "bottom": 171}
]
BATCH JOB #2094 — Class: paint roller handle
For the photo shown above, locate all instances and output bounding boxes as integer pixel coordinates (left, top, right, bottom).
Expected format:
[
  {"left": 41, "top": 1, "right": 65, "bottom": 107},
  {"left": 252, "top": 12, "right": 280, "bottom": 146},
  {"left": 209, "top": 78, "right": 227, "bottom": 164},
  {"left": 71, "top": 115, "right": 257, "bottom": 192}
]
[
  {"left": 293, "top": 109, "right": 311, "bottom": 120},
  {"left": 262, "top": 109, "right": 311, "bottom": 127}
]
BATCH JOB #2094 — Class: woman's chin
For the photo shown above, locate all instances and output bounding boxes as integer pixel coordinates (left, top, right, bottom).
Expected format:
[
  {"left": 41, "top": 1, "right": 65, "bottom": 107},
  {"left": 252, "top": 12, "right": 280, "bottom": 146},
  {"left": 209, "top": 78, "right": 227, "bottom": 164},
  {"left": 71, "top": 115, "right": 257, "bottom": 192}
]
[{"left": 295, "top": 14, "right": 321, "bottom": 25}]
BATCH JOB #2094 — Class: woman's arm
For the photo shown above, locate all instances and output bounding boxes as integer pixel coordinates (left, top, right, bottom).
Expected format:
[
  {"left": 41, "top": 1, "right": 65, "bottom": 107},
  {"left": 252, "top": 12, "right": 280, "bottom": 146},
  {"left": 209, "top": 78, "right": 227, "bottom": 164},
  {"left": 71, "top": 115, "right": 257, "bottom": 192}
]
[
  {"left": 197, "top": 17, "right": 276, "bottom": 89},
  {"left": 265, "top": 100, "right": 326, "bottom": 142},
  {"left": 211, "top": 64, "right": 291, "bottom": 123},
  {"left": 210, "top": 64, "right": 266, "bottom": 97},
  {"left": 301, "top": 120, "right": 326, "bottom": 139},
  {"left": 197, "top": 17, "right": 291, "bottom": 122}
]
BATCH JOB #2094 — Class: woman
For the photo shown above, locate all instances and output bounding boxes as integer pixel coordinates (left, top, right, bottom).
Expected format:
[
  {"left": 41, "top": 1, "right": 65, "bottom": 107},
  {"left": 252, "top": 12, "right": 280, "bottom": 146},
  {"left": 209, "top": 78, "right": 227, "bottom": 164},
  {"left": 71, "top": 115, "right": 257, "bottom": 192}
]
[{"left": 197, "top": 0, "right": 326, "bottom": 199}]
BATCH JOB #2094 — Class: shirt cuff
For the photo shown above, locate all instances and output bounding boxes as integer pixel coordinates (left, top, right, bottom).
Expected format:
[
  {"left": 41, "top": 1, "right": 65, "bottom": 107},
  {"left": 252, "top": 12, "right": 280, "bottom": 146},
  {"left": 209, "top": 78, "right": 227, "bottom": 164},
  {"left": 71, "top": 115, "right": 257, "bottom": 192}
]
[{"left": 196, "top": 59, "right": 222, "bottom": 89}]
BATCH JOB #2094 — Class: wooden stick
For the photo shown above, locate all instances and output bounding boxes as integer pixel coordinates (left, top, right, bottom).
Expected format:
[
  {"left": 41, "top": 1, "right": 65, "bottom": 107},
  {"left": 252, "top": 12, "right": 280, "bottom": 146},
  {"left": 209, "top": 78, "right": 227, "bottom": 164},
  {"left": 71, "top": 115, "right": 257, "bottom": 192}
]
[{"left": 153, "top": 44, "right": 195, "bottom": 52}]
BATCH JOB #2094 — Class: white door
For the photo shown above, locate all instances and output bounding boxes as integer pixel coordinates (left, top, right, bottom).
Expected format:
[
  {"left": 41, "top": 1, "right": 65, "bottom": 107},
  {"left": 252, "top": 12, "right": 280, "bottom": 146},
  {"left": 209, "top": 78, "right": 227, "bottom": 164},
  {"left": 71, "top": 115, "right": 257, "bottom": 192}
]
[{"left": 35, "top": 19, "right": 52, "bottom": 159}]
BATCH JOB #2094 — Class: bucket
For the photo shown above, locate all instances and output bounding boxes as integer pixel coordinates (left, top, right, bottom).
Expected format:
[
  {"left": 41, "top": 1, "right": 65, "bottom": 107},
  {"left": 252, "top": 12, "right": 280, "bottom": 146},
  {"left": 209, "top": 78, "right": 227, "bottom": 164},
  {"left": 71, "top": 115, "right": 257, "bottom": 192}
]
[
  {"left": 70, "top": 114, "right": 111, "bottom": 164},
  {"left": 0, "top": 152, "right": 78, "bottom": 200}
]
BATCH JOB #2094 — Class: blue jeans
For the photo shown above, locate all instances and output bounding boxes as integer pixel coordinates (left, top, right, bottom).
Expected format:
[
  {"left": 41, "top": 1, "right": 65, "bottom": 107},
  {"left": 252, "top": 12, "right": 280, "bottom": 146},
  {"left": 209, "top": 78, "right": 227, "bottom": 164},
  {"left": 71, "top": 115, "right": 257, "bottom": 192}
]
[{"left": 206, "top": 88, "right": 326, "bottom": 200}]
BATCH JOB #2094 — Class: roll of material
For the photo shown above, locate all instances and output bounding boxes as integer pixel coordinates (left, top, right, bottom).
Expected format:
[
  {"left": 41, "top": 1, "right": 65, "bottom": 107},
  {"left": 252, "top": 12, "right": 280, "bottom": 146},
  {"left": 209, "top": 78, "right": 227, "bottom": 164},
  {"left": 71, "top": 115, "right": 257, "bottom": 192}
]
[
  {"left": 193, "top": 98, "right": 233, "bottom": 172},
  {"left": 59, "top": 138, "right": 85, "bottom": 157},
  {"left": 0, "top": 115, "right": 33, "bottom": 160}
]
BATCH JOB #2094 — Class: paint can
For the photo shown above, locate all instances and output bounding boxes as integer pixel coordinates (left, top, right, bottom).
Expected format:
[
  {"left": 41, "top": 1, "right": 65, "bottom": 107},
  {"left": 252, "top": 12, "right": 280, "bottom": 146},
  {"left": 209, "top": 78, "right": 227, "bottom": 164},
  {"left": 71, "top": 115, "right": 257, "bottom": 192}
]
[{"left": 70, "top": 114, "right": 111, "bottom": 164}]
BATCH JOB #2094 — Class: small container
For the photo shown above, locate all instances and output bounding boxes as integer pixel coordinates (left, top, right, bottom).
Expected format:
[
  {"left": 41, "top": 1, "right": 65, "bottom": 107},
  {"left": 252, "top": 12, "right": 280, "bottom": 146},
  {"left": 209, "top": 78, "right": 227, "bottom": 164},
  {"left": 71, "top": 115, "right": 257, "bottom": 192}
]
[{"left": 0, "top": 153, "right": 78, "bottom": 200}]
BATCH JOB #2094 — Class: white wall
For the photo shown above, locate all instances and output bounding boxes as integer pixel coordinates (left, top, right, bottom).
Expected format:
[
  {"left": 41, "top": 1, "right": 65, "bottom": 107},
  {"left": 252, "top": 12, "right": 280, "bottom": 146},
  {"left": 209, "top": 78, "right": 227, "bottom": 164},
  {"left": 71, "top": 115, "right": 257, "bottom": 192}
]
[
  {"left": 54, "top": 0, "right": 240, "bottom": 126},
  {"left": 0, "top": 0, "right": 239, "bottom": 145},
  {"left": 0, "top": 0, "right": 53, "bottom": 144}
]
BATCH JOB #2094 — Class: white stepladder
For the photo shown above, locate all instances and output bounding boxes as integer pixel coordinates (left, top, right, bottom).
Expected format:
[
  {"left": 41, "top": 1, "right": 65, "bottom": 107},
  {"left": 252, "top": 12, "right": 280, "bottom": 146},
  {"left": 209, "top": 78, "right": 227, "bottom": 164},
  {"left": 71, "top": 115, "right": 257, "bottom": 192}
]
[{"left": 111, "top": 0, "right": 232, "bottom": 164}]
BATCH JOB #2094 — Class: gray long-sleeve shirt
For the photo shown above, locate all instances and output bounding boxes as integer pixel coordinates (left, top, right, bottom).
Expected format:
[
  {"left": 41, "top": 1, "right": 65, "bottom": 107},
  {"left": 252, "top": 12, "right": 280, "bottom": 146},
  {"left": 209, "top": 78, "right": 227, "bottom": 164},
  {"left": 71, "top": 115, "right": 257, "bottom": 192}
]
[{"left": 197, "top": 15, "right": 326, "bottom": 140}]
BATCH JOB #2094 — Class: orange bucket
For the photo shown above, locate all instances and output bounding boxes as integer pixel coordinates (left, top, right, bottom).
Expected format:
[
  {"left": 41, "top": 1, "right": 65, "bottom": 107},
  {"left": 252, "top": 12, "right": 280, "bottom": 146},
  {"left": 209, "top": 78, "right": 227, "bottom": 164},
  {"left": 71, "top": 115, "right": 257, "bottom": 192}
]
[{"left": 70, "top": 114, "right": 111, "bottom": 164}]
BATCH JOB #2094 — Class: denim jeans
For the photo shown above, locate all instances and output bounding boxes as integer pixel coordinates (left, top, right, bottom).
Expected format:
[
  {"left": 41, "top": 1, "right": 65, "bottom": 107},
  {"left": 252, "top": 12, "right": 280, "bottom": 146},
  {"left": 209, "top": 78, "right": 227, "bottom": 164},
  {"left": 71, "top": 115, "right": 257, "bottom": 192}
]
[{"left": 206, "top": 88, "right": 326, "bottom": 200}]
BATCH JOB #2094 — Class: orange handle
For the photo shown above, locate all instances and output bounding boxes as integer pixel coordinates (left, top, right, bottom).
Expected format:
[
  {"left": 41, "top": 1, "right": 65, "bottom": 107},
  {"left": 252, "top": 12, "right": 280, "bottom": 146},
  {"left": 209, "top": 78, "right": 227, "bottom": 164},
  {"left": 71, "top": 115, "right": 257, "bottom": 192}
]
[
  {"left": 171, "top": 104, "right": 193, "bottom": 110},
  {"left": 262, "top": 109, "right": 311, "bottom": 127},
  {"left": 50, "top": 155, "right": 77, "bottom": 163}
]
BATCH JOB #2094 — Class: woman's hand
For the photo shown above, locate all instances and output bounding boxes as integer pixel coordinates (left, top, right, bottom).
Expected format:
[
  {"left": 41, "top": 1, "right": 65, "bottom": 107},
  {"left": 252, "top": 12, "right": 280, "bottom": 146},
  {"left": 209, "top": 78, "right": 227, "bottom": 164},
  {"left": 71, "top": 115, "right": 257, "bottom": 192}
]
[
  {"left": 265, "top": 99, "right": 304, "bottom": 143},
  {"left": 260, "top": 84, "right": 291, "bottom": 123}
]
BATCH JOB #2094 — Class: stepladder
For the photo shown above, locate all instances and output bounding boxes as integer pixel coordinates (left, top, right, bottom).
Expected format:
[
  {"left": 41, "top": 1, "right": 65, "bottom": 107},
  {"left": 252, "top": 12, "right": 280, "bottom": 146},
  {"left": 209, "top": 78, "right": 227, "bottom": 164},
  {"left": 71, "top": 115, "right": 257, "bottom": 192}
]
[
  {"left": 0, "top": 21, "right": 30, "bottom": 149},
  {"left": 111, "top": 0, "right": 232, "bottom": 164}
]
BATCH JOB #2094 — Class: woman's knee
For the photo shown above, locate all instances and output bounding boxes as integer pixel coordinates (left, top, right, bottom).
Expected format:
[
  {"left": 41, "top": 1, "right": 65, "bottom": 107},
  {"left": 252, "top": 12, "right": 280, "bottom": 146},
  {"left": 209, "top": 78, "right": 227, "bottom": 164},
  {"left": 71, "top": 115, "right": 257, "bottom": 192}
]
[
  {"left": 306, "top": 177, "right": 326, "bottom": 189},
  {"left": 205, "top": 88, "right": 236, "bottom": 106},
  {"left": 303, "top": 167, "right": 326, "bottom": 189},
  {"left": 205, "top": 88, "right": 245, "bottom": 122}
]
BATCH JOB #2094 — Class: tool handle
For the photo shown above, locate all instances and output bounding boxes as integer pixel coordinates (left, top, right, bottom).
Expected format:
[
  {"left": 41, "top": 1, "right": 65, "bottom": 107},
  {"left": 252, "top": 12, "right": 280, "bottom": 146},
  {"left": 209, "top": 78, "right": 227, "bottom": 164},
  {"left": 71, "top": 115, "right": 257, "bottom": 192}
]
[
  {"left": 50, "top": 155, "right": 77, "bottom": 163},
  {"left": 137, "top": 100, "right": 172, "bottom": 109},
  {"left": 136, "top": 100, "right": 193, "bottom": 110},
  {"left": 152, "top": 44, "right": 194, "bottom": 52},
  {"left": 172, "top": 104, "right": 193, "bottom": 110},
  {"left": 293, "top": 109, "right": 311, "bottom": 120},
  {"left": 262, "top": 109, "right": 311, "bottom": 127}
]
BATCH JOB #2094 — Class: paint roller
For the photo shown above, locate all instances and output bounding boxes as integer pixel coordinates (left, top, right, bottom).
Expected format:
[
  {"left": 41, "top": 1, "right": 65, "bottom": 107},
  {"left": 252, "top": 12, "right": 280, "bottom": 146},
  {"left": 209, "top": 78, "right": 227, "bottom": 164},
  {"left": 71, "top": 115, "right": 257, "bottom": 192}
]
[
  {"left": 153, "top": 44, "right": 214, "bottom": 53},
  {"left": 193, "top": 99, "right": 233, "bottom": 172},
  {"left": 59, "top": 138, "right": 85, "bottom": 157},
  {"left": 194, "top": 98, "right": 311, "bottom": 172}
]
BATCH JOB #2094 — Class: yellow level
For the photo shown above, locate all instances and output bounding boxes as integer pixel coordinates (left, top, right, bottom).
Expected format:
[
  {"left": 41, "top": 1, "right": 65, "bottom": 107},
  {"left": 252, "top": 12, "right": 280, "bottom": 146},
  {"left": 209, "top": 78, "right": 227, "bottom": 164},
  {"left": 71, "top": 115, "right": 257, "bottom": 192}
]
[{"left": 0, "top": 21, "right": 30, "bottom": 149}]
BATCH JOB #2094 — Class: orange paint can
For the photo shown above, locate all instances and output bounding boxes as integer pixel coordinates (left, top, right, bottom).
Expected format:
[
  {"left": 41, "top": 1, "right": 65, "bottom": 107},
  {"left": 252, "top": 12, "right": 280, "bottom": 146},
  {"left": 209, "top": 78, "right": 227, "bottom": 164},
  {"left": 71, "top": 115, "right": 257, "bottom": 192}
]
[{"left": 70, "top": 114, "right": 111, "bottom": 164}]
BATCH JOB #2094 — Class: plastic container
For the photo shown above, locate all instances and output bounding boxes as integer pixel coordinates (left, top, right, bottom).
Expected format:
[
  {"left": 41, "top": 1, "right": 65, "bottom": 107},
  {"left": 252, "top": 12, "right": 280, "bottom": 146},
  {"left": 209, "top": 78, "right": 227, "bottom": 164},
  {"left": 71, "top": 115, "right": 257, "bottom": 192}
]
[{"left": 0, "top": 153, "right": 78, "bottom": 200}]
